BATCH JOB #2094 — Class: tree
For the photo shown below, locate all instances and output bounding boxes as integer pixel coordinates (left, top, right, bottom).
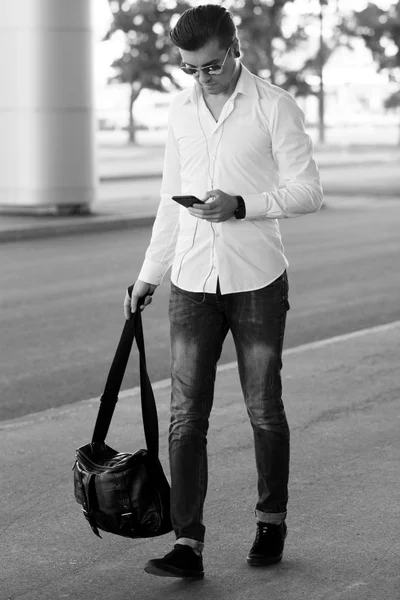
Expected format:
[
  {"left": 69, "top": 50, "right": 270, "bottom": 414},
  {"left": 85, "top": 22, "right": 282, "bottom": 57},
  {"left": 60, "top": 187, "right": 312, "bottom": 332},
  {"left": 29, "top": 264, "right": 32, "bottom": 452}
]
[
  {"left": 105, "top": 0, "right": 190, "bottom": 143},
  {"left": 343, "top": 1, "right": 400, "bottom": 143},
  {"left": 227, "top": 0, "right": 343, "bottom": 142},
  {"left": 385, "top": 89, "right": 400, "bottom": 109},
  {"left": 227, "top": 0, "right": 297, "bottom": 86},
  {"left": 293, "top": 0, "right": 344, "bottom": 144},
  {"left": 351, "top": 1, "right": 400, "bottom": 72}
]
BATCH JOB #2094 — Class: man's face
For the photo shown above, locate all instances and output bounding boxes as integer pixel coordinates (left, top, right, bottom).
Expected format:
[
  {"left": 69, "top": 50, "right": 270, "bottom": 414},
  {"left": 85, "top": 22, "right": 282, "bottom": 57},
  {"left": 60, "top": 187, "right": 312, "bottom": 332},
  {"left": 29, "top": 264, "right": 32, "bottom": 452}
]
[{"left": 179, "top": 38, "right": 237, "bottom": 96}]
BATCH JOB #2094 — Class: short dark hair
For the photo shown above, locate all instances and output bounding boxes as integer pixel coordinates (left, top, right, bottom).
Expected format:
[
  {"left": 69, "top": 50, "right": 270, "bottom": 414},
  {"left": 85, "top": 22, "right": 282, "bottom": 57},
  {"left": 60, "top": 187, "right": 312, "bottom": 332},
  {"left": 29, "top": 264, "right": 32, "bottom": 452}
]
[{"left": 170, "top": 4, "right": 236, "bottom": 51}]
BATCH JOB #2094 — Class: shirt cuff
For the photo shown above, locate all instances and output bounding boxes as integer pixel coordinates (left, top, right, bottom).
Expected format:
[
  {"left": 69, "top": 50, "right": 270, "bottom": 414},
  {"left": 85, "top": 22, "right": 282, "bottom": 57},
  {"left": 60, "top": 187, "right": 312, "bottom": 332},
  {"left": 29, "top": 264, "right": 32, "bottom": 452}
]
[
  {"left": 241, "top": 193, "right": 267, "bottom": 219},
  {"left": 138, "top": 258, "right": 170, "bottom": 286}
]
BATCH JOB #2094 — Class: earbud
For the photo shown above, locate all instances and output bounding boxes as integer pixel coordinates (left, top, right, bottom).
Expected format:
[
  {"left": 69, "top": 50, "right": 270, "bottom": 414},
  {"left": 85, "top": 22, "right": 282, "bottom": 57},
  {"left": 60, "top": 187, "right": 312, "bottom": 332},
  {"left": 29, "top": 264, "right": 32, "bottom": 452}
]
[{"left": 234, "top": 50, "right": 240, "bottom": 58}]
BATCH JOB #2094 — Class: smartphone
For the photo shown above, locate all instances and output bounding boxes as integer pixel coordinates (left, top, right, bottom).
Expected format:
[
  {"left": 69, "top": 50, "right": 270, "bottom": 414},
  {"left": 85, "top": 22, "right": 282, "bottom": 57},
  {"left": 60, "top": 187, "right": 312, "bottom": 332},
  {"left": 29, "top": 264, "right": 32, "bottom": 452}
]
[{"left": 172, "top": 195, "right": 205, "bottom": 208}]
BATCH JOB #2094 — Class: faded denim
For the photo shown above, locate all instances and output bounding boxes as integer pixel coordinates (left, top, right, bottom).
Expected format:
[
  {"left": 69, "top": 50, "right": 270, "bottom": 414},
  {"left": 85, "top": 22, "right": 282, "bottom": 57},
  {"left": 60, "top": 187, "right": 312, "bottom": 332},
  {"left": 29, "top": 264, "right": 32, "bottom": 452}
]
[{"left": 168, "top": 272, "right": 290, "bottom": 547}]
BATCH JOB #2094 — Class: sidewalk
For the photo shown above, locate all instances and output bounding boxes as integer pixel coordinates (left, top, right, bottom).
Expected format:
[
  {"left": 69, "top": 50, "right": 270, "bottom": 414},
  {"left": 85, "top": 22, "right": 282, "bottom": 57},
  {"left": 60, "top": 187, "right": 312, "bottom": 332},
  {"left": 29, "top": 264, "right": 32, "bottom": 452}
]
[
  {"left": 98, "top": 132, "right": 400, "bottom": 181},
  {"left": 0, "top": 135, "right": 399, "bottom": 243},
  {"left": 2, "top": 321, "right": 399, "bottom": 599}
]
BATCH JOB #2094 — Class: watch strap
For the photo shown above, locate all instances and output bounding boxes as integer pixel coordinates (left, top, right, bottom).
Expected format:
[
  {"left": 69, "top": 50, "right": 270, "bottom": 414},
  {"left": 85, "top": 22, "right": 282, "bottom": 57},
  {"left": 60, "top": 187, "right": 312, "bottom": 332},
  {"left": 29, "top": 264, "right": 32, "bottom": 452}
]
[{"left": 234, "top": 195, "right": 246, "bottom": 219}]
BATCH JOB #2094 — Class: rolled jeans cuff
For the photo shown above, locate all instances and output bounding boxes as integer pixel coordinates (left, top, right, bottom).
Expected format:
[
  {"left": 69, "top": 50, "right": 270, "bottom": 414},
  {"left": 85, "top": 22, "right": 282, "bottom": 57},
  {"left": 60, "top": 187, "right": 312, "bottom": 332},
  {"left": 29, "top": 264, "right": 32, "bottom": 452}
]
[
  {"left": 176, "top": 537, "right": 204, "bottom": 553},
  {"left": 256, "top": 510, "right": 287, "bottom": 525}
]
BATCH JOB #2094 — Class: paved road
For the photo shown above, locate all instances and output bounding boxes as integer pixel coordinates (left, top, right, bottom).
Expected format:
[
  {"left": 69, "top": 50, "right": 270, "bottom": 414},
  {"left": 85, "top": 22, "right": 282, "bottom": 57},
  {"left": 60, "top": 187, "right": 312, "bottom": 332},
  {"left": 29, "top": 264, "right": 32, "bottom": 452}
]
[
  {"left": 2, "top": 322, "right": 399, "bottom": 599},
  {"left": 319, "top": 162, "right": 400, "bottom": 196},
  {"left": 1, "top": 200, "right": 400, "bottom": 421}
]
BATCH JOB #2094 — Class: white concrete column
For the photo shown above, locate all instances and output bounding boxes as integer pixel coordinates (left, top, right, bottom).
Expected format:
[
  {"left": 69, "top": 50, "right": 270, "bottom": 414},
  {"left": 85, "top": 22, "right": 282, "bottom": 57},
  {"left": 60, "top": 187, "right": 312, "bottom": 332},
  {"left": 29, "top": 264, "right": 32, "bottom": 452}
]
[{"left": 0, "top": 0, "right": 96, "bottom": 212}]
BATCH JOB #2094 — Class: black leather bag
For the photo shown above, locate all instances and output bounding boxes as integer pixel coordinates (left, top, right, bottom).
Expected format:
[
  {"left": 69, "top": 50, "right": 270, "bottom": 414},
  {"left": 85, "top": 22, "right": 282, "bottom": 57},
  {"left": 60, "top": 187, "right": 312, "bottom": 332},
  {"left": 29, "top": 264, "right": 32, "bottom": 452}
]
[{"left": 73, "top": 301, "right": 172, "bottom": 539}]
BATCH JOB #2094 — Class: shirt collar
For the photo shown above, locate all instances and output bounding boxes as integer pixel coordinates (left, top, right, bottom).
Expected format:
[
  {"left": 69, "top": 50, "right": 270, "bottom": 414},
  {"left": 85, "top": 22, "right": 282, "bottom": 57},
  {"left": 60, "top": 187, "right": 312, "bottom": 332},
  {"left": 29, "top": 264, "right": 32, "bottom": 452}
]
[
  {"left": 233, "top": 64, "right": 259, "bottom": 99},
  {"left": 186, "top": 63, "right": 259, "bottom": 106}
]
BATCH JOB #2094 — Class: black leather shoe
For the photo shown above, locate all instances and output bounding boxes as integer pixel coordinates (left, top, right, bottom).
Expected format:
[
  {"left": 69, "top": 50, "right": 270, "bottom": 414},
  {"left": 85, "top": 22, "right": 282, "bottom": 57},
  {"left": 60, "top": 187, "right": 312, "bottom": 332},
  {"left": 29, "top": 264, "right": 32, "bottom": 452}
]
[
  {"left": 247, "top": 521, "right": 288, "bottom": 567},
  {"left": 144, "top": 544, "right": 204, "bottom": 579}
]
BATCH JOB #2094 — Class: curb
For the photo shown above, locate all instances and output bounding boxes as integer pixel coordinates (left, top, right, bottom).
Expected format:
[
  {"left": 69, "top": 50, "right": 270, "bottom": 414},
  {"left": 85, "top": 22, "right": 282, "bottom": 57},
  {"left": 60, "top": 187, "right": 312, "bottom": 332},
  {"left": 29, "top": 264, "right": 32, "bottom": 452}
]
[
  {"left": 0, "top": 212, "right": 155, "bottom": 244},
  {"left": 98, "top": 156, "right": 400, "bottom": 183},
  {"left": 2, "top": 319, "right": 399, "bottom": 430},
  {"left": 100, "top": 172, "right": 162, "bottom": 183}
]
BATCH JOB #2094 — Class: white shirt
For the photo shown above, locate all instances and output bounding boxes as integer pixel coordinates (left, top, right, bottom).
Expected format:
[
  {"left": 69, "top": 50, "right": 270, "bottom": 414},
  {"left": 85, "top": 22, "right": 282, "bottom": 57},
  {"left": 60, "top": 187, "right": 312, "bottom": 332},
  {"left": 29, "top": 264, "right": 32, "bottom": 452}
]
[{"left": 138, "top": 65, "right": 323, "bottom": 294}]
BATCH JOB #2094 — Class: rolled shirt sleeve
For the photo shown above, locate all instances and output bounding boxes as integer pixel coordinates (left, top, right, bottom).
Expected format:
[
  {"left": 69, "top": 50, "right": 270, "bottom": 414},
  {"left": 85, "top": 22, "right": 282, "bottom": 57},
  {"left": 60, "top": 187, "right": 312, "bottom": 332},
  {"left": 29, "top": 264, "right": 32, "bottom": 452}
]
[
  {"left": 137, "top": 120, "right": 181, "bottom": 285},
  {"left": 243, "top": 93, "right": 323, "bottom": 220}
]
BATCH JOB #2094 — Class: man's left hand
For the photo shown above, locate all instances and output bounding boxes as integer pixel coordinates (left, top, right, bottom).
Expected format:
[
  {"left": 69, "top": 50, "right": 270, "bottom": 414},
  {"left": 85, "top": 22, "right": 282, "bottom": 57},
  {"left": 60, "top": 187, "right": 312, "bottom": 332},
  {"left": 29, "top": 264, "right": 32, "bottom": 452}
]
[{"left": 188, "top": 189, "right": 238, "bottom": 223}]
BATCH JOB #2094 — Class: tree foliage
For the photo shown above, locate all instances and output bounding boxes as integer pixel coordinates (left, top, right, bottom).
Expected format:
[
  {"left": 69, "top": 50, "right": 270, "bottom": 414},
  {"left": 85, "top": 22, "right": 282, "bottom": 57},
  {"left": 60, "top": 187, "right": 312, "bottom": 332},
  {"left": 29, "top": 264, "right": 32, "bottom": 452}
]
[
  {"left": 105, "top": 0, "right": 400, "bottom": 144},
  {"left": 105, "top": 0, "right": 190, "bottom": 142},
  {"left": 385, "top": 89, "right": 400, "bottom": 108},
  {"left": 226, "top": 0, "right": 316, "bottom": 95},
  {"left": 344, "top": 1, "right": 400, "bottom": 109},
  {"left": 106, "top": 0, "right": 321, "bottom": 139},
  {"left": 225, "top": 0, "right": 297, "bottom": 85},
  {"left": 349, "top": 1, "right": 400, "bottom": 72},
  {"left": 227, "top": 0, "right": 344, "bottom": 99}
]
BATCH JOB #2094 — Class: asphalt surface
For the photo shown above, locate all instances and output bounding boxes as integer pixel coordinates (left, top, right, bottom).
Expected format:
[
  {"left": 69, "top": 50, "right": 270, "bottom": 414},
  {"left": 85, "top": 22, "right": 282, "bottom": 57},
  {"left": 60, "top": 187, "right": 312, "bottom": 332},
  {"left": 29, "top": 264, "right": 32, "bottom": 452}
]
[
  {"left": 2, "top": 139, "right": 399, "bottom": 599},
  {"left": 2, "top": 321, "right": 399, "bottom": 599},
  {"left": 2, "top": 201, "right": 400, "bottom": 421}
]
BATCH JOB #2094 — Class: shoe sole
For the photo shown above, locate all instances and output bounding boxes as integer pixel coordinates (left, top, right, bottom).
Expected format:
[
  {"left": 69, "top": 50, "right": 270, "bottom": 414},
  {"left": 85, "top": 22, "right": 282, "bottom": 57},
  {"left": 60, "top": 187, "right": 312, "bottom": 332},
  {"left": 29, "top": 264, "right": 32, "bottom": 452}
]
[
  {"left": 144, "top": 562, "right": 204, "bottom": 579},
  {"left": 246, "top": 554, "right": 283, "bottom": 567}
]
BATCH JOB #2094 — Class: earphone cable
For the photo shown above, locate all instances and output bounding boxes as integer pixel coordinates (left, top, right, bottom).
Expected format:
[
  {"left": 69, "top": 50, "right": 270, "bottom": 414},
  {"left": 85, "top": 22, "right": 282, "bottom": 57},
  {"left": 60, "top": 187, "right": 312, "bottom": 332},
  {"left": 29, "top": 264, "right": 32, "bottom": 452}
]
[{"left": 176, "top": 88, "right": 226, "bottom": 303}]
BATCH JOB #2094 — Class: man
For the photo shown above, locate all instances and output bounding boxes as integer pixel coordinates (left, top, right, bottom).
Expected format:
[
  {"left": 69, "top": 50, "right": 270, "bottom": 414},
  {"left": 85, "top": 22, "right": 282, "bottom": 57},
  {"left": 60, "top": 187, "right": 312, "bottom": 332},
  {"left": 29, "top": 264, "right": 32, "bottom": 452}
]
[{"left": 124, "top": 4, "right": 323, "bottom": 580}]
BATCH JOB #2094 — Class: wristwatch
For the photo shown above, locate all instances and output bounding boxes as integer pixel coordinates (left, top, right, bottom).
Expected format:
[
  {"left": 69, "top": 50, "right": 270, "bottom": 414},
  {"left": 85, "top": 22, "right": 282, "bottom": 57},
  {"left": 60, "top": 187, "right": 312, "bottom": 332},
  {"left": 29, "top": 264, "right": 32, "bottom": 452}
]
[{"left": 234, "top": 195, "right": 246, "bottom": 220}]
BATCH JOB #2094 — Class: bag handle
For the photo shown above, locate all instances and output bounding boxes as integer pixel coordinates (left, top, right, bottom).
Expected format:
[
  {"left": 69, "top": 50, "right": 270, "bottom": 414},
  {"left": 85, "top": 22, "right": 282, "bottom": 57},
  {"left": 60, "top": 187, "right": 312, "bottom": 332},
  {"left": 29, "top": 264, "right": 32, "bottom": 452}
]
[{"left": 91, "top": 290, "right": 159, "bottom": 459}]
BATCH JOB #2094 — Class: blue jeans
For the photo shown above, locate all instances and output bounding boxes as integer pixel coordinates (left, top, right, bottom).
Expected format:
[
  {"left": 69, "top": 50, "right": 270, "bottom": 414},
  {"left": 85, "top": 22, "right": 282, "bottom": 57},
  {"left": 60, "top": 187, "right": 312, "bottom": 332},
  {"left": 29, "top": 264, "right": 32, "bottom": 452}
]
[{"left": 168, "top": 272, "right": 290, "bottom": 549}]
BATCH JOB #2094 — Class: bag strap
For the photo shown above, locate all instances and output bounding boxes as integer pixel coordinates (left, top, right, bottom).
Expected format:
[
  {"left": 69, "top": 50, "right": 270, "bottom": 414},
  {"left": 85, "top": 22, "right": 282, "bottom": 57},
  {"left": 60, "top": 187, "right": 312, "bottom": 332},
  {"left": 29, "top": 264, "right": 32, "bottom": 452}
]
[{"left": 91, "top": 296, "right": 159, "bottom": 459}]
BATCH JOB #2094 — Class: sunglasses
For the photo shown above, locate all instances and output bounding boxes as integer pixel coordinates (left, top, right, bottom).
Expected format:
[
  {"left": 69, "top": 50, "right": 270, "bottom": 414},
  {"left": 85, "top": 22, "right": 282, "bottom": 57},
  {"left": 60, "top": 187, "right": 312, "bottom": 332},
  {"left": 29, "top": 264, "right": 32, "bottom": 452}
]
[{"left": 180, "top": 44, "right": 232, "bottom": 76}]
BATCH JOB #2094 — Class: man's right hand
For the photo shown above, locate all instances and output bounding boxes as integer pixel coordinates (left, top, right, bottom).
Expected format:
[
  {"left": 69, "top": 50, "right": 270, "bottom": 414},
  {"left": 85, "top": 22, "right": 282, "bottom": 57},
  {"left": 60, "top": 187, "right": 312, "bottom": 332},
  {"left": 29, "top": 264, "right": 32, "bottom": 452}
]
[{"left": 124, "top": 280, "right": 157, "bottom": 320}]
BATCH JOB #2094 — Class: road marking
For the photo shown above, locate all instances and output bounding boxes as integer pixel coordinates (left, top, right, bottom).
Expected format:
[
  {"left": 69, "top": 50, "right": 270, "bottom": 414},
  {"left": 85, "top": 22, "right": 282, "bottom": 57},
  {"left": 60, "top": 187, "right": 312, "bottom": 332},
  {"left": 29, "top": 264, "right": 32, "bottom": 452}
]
[
  {"left": 218, "top": 318, "right": 400, "bottom": 370},
  {"left": 117, "top": 320, "right": 400, "bottom": 398},
  {"left": 1, "top": 319, "right": 400, "bottom": 431}
]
